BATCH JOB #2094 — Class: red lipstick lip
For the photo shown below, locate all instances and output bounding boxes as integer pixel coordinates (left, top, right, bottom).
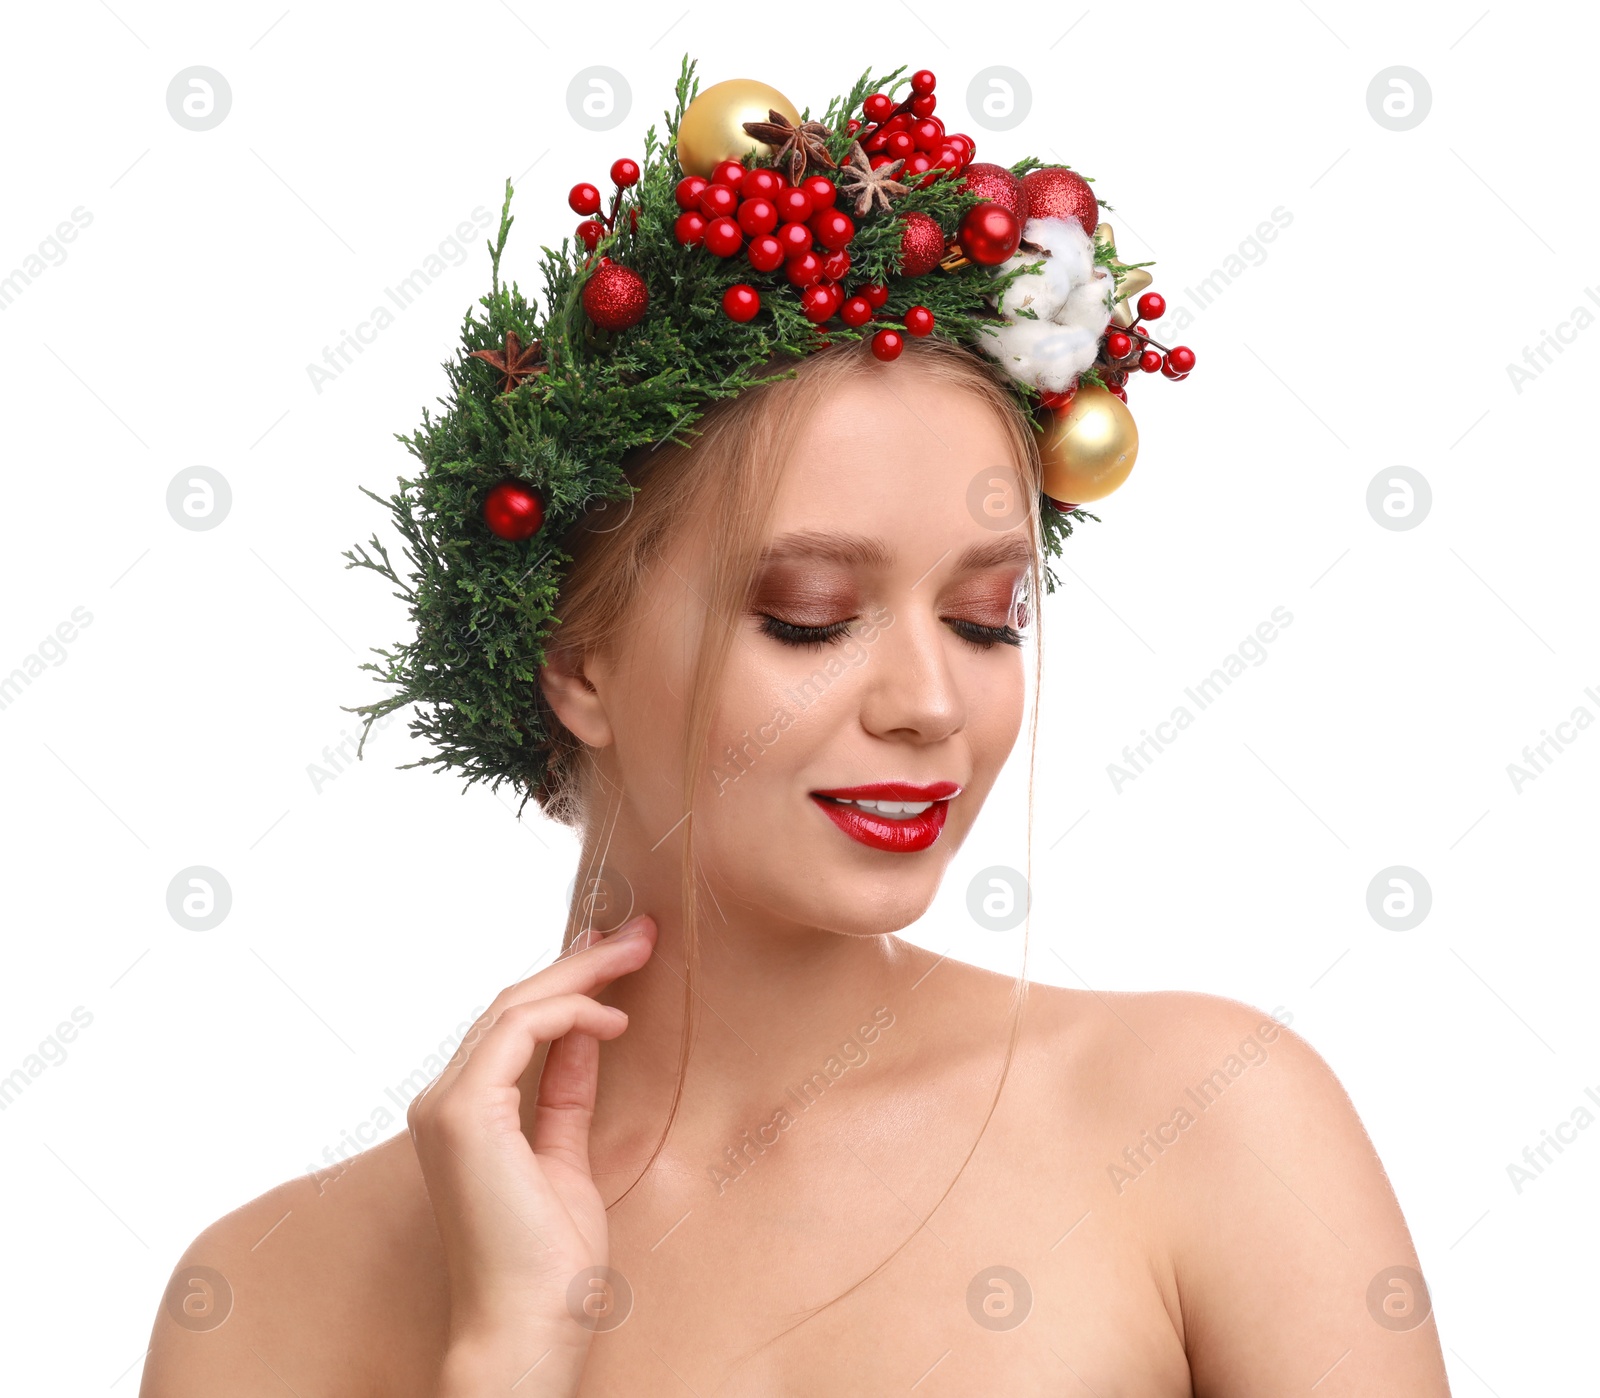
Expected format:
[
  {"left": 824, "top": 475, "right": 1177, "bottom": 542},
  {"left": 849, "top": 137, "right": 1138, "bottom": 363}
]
[
  {"left": 809, "top": 780, "right": 962, "bottom": 801},
  {"left": 808, "top": 793, "right": 951, "bottom": 853}
]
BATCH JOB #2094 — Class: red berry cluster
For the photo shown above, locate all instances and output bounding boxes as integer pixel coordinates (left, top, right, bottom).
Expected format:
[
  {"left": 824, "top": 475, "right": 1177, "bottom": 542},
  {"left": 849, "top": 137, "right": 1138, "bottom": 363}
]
[
  {"left": 568, "top": 158, "right": 643, "bottom": 250},
  {"left": 673, "top": 69, "right": 963, "bottom": 362},
  {"left": 1096, "top": 291, "right": 1196, "bottom": 402},
  {"left": 852, "top": 68, "right": 976, "bottom": 187}
]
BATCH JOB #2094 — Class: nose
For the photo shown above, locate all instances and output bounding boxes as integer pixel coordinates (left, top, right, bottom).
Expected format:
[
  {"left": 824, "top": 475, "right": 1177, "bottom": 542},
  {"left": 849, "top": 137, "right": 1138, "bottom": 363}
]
[{"left": 854, "top": 600, "right": 966, "bottom": 745}]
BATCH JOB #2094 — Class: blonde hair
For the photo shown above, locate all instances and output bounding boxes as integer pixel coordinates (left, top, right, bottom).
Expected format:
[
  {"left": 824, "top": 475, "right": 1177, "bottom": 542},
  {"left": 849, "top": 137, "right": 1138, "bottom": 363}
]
[{"left": 531, "top": 331, "right": 1045, "bottom": 1358}]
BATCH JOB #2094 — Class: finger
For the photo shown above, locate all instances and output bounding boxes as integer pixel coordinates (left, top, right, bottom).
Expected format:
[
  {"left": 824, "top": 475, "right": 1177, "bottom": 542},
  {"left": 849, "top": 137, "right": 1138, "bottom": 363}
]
[
  {"left": 425, "top": 921, "right": 656, "bottom": 1100},
  {"left": 529, "top": 1028, "right": 604, "bottom": 1175},
  {"left": 447, "top": 994, "right": 627, "bottom": 1104}
]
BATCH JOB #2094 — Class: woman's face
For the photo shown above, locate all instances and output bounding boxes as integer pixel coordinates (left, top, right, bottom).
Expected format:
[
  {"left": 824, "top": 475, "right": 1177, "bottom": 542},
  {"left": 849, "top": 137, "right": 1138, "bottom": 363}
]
[{"left": 584, "top": 357, "right": 1033, "bottom": 937}]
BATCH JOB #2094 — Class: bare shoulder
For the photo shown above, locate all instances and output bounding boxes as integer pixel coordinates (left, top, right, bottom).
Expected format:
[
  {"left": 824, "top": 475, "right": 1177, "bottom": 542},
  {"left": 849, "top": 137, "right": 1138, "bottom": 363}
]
[
  {"left": 1019, "top": 983, "right": 1450, "bottom": 1394},
  {"left": 139, "top": 1132, "right": 445, "bottom": 1398}
]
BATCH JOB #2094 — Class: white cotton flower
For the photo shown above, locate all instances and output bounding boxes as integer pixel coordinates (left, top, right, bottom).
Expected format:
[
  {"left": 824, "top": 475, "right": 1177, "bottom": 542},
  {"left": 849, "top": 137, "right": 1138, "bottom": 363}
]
[{"left": 978, "top": 215, "right": 1115, "bottom": 394}]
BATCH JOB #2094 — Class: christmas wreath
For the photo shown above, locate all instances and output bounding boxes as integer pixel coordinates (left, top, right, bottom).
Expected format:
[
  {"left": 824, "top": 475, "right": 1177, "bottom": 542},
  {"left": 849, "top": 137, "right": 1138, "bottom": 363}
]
[{"left": 341, "top": 54, "right": 1194, "bottom": 809}]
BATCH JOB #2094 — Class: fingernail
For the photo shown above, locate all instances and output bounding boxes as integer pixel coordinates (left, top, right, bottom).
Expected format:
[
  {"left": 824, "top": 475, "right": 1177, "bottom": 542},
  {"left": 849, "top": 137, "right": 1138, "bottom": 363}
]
[{"left": 609, "top": 914, "right": 651, "bottom": 939}]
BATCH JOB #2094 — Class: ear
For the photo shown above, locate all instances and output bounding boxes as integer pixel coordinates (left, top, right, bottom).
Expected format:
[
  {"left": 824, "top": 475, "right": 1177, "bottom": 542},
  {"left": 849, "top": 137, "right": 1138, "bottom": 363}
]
[{"left": 537, "top": 642, "right": 615, "bottom": 749}]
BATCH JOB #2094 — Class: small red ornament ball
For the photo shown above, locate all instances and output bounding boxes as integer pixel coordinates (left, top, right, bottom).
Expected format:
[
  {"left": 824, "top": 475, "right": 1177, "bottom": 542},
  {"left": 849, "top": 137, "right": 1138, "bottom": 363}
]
[
  {"left": 568, "top": 182, "right": 601, "bottom": 216},
  {"left": 576, "top": 219, "right": 605, "bottom": 250},
  {"left": 674, "top": 175, "right": 707, "bottom": 210},
  {"left": 737, "top": 196, "right": 778, "bottom": 237},
  {"left": 610, "top": 158, "right": 640, "bottom": 188},
  {"left": 910, "top": 69, "right": 937, "bottom": 97},
  {"left": 1020, "top": 166, "right": 1098, "bottom": 236},
  {"left": 711, "top": 159, "right": 747, "bottom": 188},
  {"left": 802, "top": 175, "right": 837, "bottom": 210},
  {"left": 1105, "top": 331, "right": 1133, "bottom": 359},
  {"left": 841, "top": 295, "right": 873, "bottom": 328},
  {"left": 702, "top": 217, "right": 743, "bottom": 257},
  {"left": 860, "top": 281, "right": 889, "bottom": 309},
  {"left": 746, "top": 234, "right": 784, "bottom": 273},
  {"left": 871, "top": 328, "right": 905, "bottom": 361},
  {"left": 1137, "top": 291, "right": 1166, "bottom": 321},
  {"left": 672, "top": 211, "right": 705, "bottom": 246},
  {"left": 957, "top": 203, "right": 1020, "bottom": 265},
  {"left": 741, "top": 167, "right": 785, "bottom": 200},
  {"left": 898, "top": 211, "right": 945, "bottom": 277},
  {"left": 903, "top": 305, "right": 935, "bottom": 337},
  {"left": 722, "top": 284, "right": 760, "bottom": 322},
  {"left": 957, "top": 162, "right": 1030, "bottom": 223},
  {"left": 800, "top": 284, "right": 834, "bottom": 323},
  {"left": 698, "top": 183, "right": 738, "bottom": 219},
  {"left": 1139, "top": 348, "right": 1163, "bottom": 373},
  {"left": 581, "top": 263, "right": 649, "bottom": 330},
  {"left": 863, "top": 93, "right": 895, "bottom": 122},
  {"left": 1168, "top": 345, "right": 1196, "bottom": 373},
  {"left": 810, "top": 207, "right": 855, "bottom": 251},
  {"left": 483, "top": 481, "right": 544, "bottom": 541}
]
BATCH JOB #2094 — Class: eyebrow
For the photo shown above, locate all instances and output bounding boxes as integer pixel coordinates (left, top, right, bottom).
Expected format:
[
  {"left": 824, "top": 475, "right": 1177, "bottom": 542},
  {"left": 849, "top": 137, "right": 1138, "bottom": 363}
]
[{"left": 757, "top": 529, "right": 1033, "bottom": 574}]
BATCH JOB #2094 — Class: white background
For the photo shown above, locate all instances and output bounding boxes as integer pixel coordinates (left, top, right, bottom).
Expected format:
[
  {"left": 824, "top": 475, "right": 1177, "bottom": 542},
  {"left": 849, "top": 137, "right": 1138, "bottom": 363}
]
[{"left": 1, "top": 1, "right": 1594, "bottom": 1390}]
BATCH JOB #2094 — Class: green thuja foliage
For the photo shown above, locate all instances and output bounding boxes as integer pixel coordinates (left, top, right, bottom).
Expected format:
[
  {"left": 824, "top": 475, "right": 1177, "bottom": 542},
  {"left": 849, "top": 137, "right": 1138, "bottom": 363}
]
[{"left": 342, "top": 53, "right": 1116, "bottom": 810}]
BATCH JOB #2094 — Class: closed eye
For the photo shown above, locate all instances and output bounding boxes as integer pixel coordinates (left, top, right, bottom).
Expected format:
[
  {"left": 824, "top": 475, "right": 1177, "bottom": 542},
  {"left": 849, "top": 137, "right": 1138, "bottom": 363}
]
[{"left": 757, "top": 615, "right": 1023, "bottom": 652}]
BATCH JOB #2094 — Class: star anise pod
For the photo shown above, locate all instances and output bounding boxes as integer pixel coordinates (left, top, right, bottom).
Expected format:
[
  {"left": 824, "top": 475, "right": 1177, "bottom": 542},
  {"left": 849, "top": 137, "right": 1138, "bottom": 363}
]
[
  {"left": 470, "top": 330, "right": 547, "bottom": 394},
  {"left": 836, "top": 140, "right": 910, "bottom": 217},
  {"left": 742, "top": 109, "right": 837, "bottom": 185}
]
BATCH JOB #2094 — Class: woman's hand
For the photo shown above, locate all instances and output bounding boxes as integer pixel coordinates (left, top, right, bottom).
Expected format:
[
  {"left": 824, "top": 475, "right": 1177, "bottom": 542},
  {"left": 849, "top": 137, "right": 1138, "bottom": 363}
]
[{"left": 408, "top": 914, "right": 657, "bottom": 1396}]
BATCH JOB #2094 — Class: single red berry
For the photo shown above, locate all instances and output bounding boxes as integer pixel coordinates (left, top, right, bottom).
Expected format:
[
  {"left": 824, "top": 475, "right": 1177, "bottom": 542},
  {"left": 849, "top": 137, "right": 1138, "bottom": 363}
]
[
  {"left": 1139, "top": 348, "right": 1162, "bottom": 373},
  {"left": 672, "top": 211, "right": 706, "bottom": 246},
  {"left": 722, "top": 284, "right": 760, "bottom": 322},
  {"left": 910, "top": 69, "right": 937, "bottom": 97},
  {"left": 932, "top": 147, "right": 963, "bottom": 177},
  {"left": 861, "top": 281, "right": 889, "bottom": 309},
  {"left": 1168, "top": 345, "right": 1196, "bottom": 373},
  {"left": 776, "top": 220, "right": 813, "bottom": 256},
  {"left": 911, "top": 93, "right": 937, "bottom": 118},
  {"left": 740, "top": 167, "right": 784, "bottom": 200},
  {"left": 800, "top": 283, "right": 833, "bottom": 323},
  {"left": 911, "top": 118, "right": 943, "bottom": 152},
  {"left": 871, "top": 327, "right": 905, "bottom": 361},
  {"left": 810, "top": 208, "right": 855, "bottom": 251},
  {"left": 1038, "top": 388, "right": 1076, "bottom": 410},
  {"left": 674, "top": 175, "right": 708, "bottom": 210},
  {"left": 1105, "top": 331, "right": 1133, "bottom": 359},
  {"left": 786, "top": 250, "right": 823, "bottom": 286},
  {"left": 821, "top": 248, "right": 851, "bottom": 281},
  {"left": 568, "top": 182, "right": 601, "bottom": 216},
  {"left": 821, "top": 278, "right": 844, "bottom": 312},
  {"left": 841, "top": 295, "right": 873, "bottom": 328},
  {"left": 1137, "top": 291, "right": 1166, "bottom": 321},
  {"left": 711, "top": 159, "right": 747, "bottom": 188},
  {"left": 869, "top": 153, "right": 896, "bottom": 171},
  {"left": 903, "top": 305, "right": 935, "bottom": 337},
  {"left": 746, "top": 234, "right": 784, "bottom": 273},
  {"left": 1110, "top": 385, "right": 1128, "bottom": 402},
  {"left": 703, "top": 217, "right": 743, "bottom": 257},
  {"left": 886, "top": 130, "right": 916, "bottom": 161},
  {"left": 802, "top": 175, "right": 838, "bottom": 210},
  {"left": 610, "top": 158, "right": 640, "bottom": 188},
  {"left": 576, "top": 219, "right": 605, "bottom": 250},
  {"left": 846, "top": 117, "right": 862, "bottom": 134},
  {"left": 776, "top": 186, "right": 814, "bottom": 222},
  {"left": 947, "top": 133, "right": 974, "bottom": 161},
  {"left": 698, "top": 183, "right": 738, "bottom": 219},
  {"left": 863, "top": 93, "right": 894, "bottom": 122},
  {"left": 737, "top": 196, "right": 778, "bottom": 237},
  {"left": 885, "top": 113, "right": 912, "bottom": 132},
  {"left": 1160, "top": 356, "right": 1182, "bottom": 379},
  {"left": 864, "top": 131, "right": 889, "bottom": 154}
]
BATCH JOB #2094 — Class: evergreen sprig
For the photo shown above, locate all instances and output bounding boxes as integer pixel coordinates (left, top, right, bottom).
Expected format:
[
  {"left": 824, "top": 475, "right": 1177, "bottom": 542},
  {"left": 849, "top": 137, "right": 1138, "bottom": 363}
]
[{"left": 342, "top": 53, "right": 1112, "bottom": 807}]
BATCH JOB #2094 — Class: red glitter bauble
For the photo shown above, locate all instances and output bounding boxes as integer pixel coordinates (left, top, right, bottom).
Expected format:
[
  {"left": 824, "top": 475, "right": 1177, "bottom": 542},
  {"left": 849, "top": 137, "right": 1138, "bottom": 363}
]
[
  {"left": 957, "top": 162, "right": 1029, "bottom": 223},
  {"left": 581, "top": 263, "right": 649, "bottom": 330},
  {"left": 897, "top": 211, "right": 945, "bottom": 277},
  {"left": 1019, "top": 166, "right": 1098, "bottom": 236},
  {"left": 483, "top": 481, "right": 544, "bottom": 541}
]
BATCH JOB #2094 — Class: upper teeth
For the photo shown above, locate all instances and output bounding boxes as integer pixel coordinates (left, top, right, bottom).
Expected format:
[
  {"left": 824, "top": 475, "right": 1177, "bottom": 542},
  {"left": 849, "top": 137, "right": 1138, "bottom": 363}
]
[{"left": 832, "top": 798, "right": 934, "bottom": 815}]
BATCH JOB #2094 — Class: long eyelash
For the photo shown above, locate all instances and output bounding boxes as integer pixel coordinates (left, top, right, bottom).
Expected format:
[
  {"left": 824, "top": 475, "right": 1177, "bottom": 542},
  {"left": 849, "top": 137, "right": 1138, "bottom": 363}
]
[
  {"left": 757, "top": 615, "right": 1024, "bottom": 651},
  {"left": 758, "top": 615, "right": 853, "bottom": 650},
  {"left": 949, "top": 619, "right": 1025, "bottom": 650}
]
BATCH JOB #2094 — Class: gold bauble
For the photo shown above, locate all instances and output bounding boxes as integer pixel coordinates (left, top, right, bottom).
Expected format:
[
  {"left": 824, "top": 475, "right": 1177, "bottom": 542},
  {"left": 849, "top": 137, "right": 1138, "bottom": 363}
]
[
  {"left": 1035, "top": 384, "right": 1140, "bottom": 503},
  {"left": 675, "top": 79, "right": 801, "bottom": 178}
]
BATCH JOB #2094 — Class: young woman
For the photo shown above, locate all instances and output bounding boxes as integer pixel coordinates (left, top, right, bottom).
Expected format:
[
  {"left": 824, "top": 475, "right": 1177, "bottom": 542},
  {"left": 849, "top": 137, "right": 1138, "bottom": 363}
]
[{"left": 140, "top": 333, "right": 1450, "bottom": 1396}]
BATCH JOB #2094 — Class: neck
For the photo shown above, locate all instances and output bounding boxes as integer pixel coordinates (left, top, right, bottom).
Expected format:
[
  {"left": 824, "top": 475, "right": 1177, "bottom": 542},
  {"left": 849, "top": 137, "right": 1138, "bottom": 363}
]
[{"left": 554, "top": 805, "right": 928, "bottom": 1182}]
